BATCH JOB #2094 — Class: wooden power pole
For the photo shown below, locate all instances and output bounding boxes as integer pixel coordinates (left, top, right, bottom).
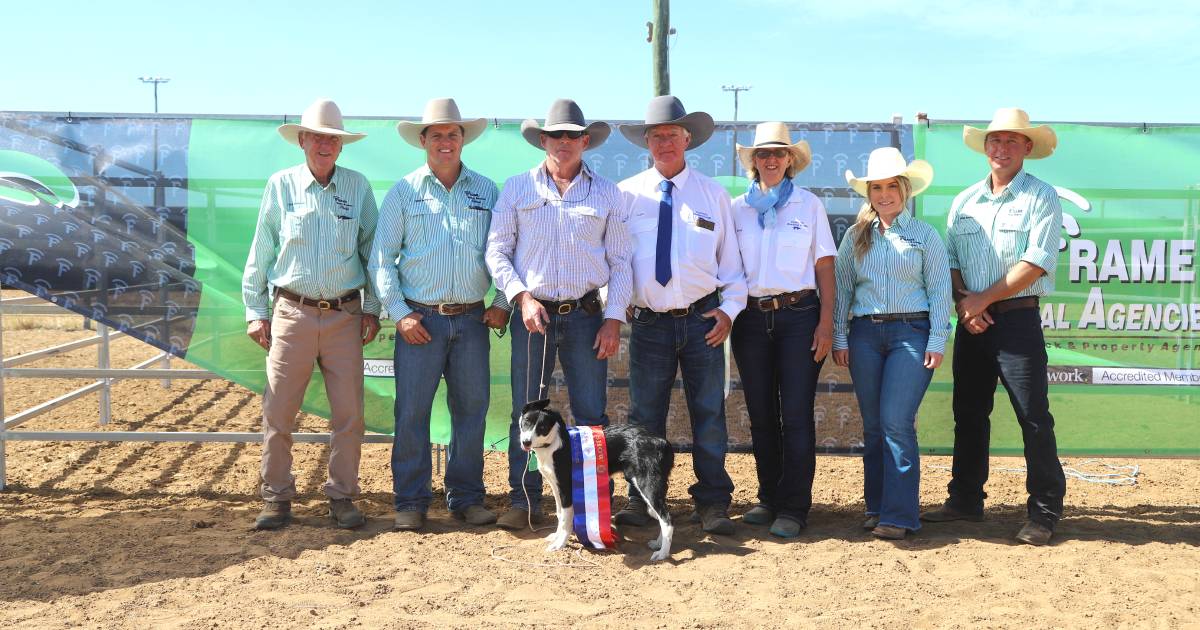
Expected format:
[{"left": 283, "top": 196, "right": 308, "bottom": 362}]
[{"left": 650, "top": 0, "right": 670, "bottom": 96}]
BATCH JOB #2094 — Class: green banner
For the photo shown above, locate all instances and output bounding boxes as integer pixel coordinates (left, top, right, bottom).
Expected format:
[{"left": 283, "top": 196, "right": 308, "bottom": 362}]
[{"left": 914, "top": 122, "right": 1199, "bottom": 455}]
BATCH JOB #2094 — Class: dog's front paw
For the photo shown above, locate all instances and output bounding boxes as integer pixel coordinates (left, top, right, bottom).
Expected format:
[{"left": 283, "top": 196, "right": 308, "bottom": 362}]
[
  {"left": 649, "top": 548, "right": 671, "bottom": 562},
  {"left": 544, "top": 530, "right": 569, "bottom": 552}
]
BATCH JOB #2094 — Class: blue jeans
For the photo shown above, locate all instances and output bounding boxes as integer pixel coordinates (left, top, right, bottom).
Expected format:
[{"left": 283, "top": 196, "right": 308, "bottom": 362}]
[
  {"left": 507, "top": 308, "right": 608, "bottom": 509},
  {"left": 730, "top": 294, "right": 823, "bottom": 523},
  {"left": 391, "top": 304, "right": 489, "bottom": 513},
  {"left": 949, "top": 307, "right": 1065, "bottom": 528},
  {"left": 848, "top": 317, "right": 934, "bottom": 531},
  {"left": 628, "top": 293, "right": 733, "bottom": 507}
]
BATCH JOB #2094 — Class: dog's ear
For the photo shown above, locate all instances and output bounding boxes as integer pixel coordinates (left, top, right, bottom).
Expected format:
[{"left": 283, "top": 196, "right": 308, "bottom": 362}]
[{"left": 521, "top": 399, "right": 551, "bottom": 414}]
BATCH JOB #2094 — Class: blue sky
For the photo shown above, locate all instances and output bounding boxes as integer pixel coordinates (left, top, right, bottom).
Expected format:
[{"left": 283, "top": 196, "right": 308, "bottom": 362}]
[{"left": 4, "top": 0, "right": 1198, "bottom": 123}]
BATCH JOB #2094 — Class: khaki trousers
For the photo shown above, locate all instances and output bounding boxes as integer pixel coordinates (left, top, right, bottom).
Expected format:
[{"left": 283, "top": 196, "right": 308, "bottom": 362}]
[{"left": 260, "top": 294, "right": 364, "bottom": 501}]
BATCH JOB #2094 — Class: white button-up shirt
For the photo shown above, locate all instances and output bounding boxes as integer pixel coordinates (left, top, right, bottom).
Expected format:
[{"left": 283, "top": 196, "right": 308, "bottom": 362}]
[
  {"left": 731, "top": 187, "right": 837, "bottom": 297},
  {"left": 618, "top": 166, "right": 747, "bottom": 321}
]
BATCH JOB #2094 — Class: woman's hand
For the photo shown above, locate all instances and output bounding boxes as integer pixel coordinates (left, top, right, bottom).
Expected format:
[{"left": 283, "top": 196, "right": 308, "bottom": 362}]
[{"left": 924, "top": 351, "right": 943, "bottom": 370}]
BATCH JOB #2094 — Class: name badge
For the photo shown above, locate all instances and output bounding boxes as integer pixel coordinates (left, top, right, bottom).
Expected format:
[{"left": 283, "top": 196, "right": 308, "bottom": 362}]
[{"left": 696, "top": 218, "right": 715, "bottom": 231}]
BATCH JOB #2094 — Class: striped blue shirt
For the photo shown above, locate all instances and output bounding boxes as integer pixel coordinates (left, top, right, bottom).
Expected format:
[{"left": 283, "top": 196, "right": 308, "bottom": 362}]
[
  {"left": 369, "top": 164, "right": 504, "bottom": 320},
  {"left": 242, "top": 164, "right": 380, "bottom": 321},
  {"left": 833, "top": 211, "right": 953, "bottom": 353},
  {"left": 945, "top": 169, "right": 1061, "bottom": 298},
  {"left": 486, "top": 162, "right": 633, "bottom": 322}
]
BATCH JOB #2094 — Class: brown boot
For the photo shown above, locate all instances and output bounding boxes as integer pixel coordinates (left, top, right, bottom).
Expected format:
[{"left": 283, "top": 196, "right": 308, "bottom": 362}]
[
  {"left": 329, "top": 498, "right": 365, "bottom": 529},
  {"left": 497, "top": 508, "right": 542, "bottom": 531},
  {"left": 1015, "top": 521, "right": 1054, "bottom": 546},
  {"left": 254, "top": 501, "right": 291, "bottom": 530},
  {"left": 393, "top": 510, "right": 424, "bottom": 531}
]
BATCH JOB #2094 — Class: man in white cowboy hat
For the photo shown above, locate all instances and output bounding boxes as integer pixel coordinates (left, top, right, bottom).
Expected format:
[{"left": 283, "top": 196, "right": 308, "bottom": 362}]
[
  {"left": 370, "top": 97, "right": 509, "bottom": 531},
  {"left": 921, "top": 107, "right": 1067, "bottom": 546},
  {"left": 613, "top": 95, "right": 747, "bottom": 535},
  {"left": 484, "top": 98, "right": 632, "bottom": 530},
  {"left": 243, "top": 98, "right": 380, "bottom": 530}
]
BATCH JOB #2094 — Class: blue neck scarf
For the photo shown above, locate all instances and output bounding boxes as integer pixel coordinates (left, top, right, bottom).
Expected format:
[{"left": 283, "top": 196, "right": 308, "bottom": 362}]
[{"left": 745, "top": 177, "right": 794, "bottom": 228}]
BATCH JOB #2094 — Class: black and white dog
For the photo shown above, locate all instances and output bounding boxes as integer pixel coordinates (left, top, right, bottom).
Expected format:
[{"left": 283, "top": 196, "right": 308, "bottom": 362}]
[{"left": 518, "top": 399, "right": 675, "bottom": 562}]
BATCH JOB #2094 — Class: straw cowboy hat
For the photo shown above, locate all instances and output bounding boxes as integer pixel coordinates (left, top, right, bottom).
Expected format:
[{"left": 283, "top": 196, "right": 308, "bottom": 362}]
[
  {"left": 736, "top": 122, "right": 812, "bottom": 176},
  {"left": 963, "top": 107, "right": 1057, "bottom": 159},
  {"left": 396, "top": 98, "right": 487, "bottom": 148},
  {"left": 277, "top": 99, "right": 366, "bottom": 146},
  {"left": 520, "top": 99, "right": 611, "bottom": 150},
  {"left": 844, "top": 147, "right": 933, "bottom": 197},
  {"left": 619, "top": 95, "right": 715, "bottom": 149}
]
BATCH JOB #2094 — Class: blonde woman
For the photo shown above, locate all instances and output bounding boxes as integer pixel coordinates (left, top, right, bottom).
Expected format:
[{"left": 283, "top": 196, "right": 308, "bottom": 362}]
[
  {"left": 731, "top": 122, "right": 836, "bottom": 538},
  {"left": 831, "top": 147, "right": 951, "bottom": 540}
]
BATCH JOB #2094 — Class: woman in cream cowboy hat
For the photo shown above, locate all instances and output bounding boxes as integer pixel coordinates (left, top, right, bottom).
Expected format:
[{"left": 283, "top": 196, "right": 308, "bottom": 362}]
[
  {"left": 729, "top": 122, "right": 837, "bottom": 538},
  {"left": 830, "top": 147, "right": 952, "bottom": 540}
]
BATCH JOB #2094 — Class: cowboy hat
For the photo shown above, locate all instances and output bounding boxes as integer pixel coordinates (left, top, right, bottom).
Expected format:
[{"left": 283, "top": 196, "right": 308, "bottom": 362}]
[
  {"left": 736, "top": 121, "right": 812, "bottom": 176},
  {"left": 277, "top": 99, "right": 366, "bottom": 146},
  {"left": 520, "top": 99, "right": 611, "bottom": 150},
  {"left": 618, "top": 95, "right": 714, "bottom": 149},
  {"left": 844, "top": 147, "right": 933, "bottom": 197},
  {"left": 963, "top": 107, "right": 1057, "bottom": 159},
  {"left": 396, "top": 98, "right": 487, "bottom": 148}
]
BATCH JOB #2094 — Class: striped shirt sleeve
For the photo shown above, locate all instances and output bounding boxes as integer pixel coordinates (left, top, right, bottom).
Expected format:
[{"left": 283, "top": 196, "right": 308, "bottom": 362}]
[
  {"left": 356, "top": 182, "right": 381, "bottom": 315},
  {"left": 485, "top": 177, "right": 527, "bottom": 302},
  {"left": 1021, "top": 185, "right": 1062, "bottom": 276},
  {"left": 602, "top": 185, "right": 633, "bottom": 321},
  {"left": 922, "top": 225, "right": 953, "bottom": 354},
  {"left": 832, "top": 226, "right": 858, "bottom": 351},
  {"left": 369, "top": 182, "right": 412, "bottom": 320},
  {"left": 242, "top": 174, "right": 283, "bottom": 321}
]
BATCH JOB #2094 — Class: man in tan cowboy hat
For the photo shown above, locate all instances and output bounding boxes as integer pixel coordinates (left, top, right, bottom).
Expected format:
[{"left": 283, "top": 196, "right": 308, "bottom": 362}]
[
  {"left": 484, "top": 98, "right": 632, "bottom": 530},
  {"left": 921, "top": 107, "right": 1067, "bottom": 545},
  {"left": 243, "top": 98, "right": 380, "bottom": 530},
  {"left": 370, "top": 97, "right": 509, "bottom": 531},
  {"left": 613, "top": 95, "right": 747, "bottom": 535}
]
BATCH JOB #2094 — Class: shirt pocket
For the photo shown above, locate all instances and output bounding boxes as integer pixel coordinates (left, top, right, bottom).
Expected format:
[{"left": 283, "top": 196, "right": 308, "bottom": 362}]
[
  {"left": 282, "top": 208, "right": 314, "bottom": 245},
  {"left": 993, "top": 210, "right": 1030, "bottom": 259},
  {"left": 334, "top": 216, "right": 359, "bottom": 257},
  {"left": 566, "top": 205, "right": 608, "bottom": 245},
  {"left": 406, "top": 204, "right": 444, "bottom": 256},
  {"left": 630, "top": 217, "right": 659, "bottom": 259},
  {"left": 775, "top": 230, "right": 813, "bottom": 271}
]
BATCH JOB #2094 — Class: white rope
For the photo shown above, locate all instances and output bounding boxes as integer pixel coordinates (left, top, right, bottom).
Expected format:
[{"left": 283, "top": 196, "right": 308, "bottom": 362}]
[{"left": 928, "top": 459, "right": 1140, "bottom": 486}]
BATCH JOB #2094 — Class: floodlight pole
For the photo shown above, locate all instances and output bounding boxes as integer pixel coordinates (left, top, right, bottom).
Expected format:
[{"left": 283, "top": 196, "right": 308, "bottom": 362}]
[
  {"left": 139, "top": 76, "right": 170, "bottom": 113},
  {"left": 648, "top": 0, "right": 673, "bottom": 96},
  {"left": 723, "top": 85, "right": 751, "bottom": 176}
]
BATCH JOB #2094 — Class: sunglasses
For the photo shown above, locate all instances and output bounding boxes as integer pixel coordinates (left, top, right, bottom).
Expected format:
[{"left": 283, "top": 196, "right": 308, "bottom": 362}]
[
  {"left": 544, "top": 130, "right": 586, "bottom": 140},
  {"left": 753, "top": 148, "right": 790, "bottom": 160}
]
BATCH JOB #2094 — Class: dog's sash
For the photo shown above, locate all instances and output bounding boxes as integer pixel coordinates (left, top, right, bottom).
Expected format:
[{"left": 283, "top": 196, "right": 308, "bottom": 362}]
[{"left": 566, "top": 425, "right": 616, "bottom": 549}]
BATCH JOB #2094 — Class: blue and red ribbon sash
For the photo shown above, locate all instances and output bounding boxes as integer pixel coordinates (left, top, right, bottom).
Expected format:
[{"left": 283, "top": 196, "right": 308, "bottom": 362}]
[{"left": 567, "top": 425, "right": 616, "bottom": 549}]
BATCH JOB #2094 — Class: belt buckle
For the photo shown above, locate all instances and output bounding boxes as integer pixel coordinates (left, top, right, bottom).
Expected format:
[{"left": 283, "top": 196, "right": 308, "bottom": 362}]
[
  {"left": 557, "top": 303, "right": 573, "bottom": 315},
  {"left": 765, "top": 296, "right": 780, "bottom": 311},
  {"left": 868, "top": 314, "right": 885, "bottom": 323},
  {"left": 437, "top": 303, "right": 455, "bottom": 316},
  {"left": 316, "top": 299, "right": 332, "bottom": 310}
]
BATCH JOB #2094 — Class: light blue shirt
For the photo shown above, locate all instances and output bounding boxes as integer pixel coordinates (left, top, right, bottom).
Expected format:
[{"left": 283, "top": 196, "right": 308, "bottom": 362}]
[
  {"left": 944, "top": 169, "right": 1061, "bottom": 298},
  {"left": 370, "top": 164, "right": 504, "bottom": 320},
  {"left": 242, "top": 164, "right": 380, "bottom": 321},
  {"left": 833, "top": 211, "right": 953, "bottom": 353}
]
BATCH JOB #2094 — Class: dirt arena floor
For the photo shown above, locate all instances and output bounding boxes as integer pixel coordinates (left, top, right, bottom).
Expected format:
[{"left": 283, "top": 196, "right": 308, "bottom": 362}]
[{"left": 1, "top": 321, "right": 1198, "bottom": 629}]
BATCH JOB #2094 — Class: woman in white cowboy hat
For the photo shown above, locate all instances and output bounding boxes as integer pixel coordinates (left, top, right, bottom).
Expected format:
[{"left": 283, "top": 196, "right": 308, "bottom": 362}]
[
  {"left": 830, "top": 147, "right": 952, "bottom": 540},
  {"left": 729, "top": 121, "right": 837, "bottom": 538}
]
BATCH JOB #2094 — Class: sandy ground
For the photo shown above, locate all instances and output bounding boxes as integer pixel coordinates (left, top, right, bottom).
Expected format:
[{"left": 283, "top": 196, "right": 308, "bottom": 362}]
[{"left": 1, "top": 321, "right": 1198, "bottom": 629}]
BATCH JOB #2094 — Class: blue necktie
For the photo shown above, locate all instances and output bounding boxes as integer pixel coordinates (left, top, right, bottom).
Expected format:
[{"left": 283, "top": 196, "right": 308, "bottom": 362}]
[{"left": 655, "top": 179, "right": 673, "bottom": 286}]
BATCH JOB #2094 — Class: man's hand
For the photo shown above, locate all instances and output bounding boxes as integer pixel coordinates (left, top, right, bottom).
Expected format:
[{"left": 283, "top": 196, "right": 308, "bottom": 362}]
[
  {"left": 397, "top": 312, "right": 431, "bottom": 345},
  {"left": 955, "top": 288, "right": 993, "bottom": 324},
  {"left": 482, "top": 306, "right": 510, "bottom": 330},
  {"left": 963, "top": 316, "right": 991, "bottom": 335},
  {"left": 360, "top": 314, "right": 380, "bottom": 345},
  {"left": 517, "top": 292, "right": 549, "bottom": 334},
  {"left": 701, "top": 308, "right": 733, "bottom": 347},
  {"left": 593, "top": 319, "right": 621, "bottom": 359},
  {"left": 832, "top": 349, "right": 849, "bottom": 368},
  {"left": 247, "top": 319, "right": 271, "bottom": 350},
  {"left": 812, "top": 317, "right": 833, "bottom": 362},
  {"left": 924, "top": 351, "right": 944, "bottom": 369}
]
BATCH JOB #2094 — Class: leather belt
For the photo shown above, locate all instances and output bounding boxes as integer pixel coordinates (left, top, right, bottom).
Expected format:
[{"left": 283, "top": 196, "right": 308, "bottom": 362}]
[
  {"left": 405, "top": 299, "right": 484, "bottom": 316},
  {"left": 856, "top": 311, "right": 929, "bottom": 323},
  {"left": 748, "top": 289, "right": 816, "bottom": 312},
  {"left": 537, "top": 289, "right": 601, "bottom": 316},
  {"left": 627, "top": 291, "right": 718, "bottom": 320},
  {"left": 988, "top": 296, "right": 1039, "bottom": 315},
  {"left": 275, "top": 288, "right": 358, "bottom": 311}
]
